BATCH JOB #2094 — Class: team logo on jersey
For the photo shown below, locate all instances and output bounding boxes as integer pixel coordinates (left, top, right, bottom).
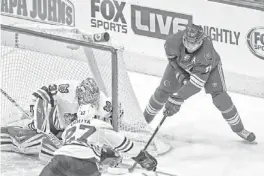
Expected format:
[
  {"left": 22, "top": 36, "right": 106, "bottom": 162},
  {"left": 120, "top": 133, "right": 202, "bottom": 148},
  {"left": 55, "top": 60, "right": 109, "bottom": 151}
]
[
  {"left": 246, "top": 27, "right": 264, "bottom": 60},
  {"left": 103, "top": 101, "right": 112, "bottom": 112},
  {"left": 163, "top": 80, "right": 171, "bottom": 87},
  {"left": 183, "top": 55, "right": 191, "bottom": 61},
  {"left": 48, "top": 84, "right": 58, "bottom": 95},
  {"left": 204, "top": 52, "right": 211, "bottom": 60},
  {"left": 190, "top": 32, "right": 195, "bottom": 37},
  {"left": 212, "top": 83, "right": 218, "bottom": 88},
  {"left": 58, "top": 84, "right": 69, "bottom": 93}
]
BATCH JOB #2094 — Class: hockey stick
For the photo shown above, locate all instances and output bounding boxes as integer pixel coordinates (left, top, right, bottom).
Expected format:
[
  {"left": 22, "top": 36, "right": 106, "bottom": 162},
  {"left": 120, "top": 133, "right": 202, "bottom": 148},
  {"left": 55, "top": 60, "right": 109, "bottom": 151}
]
[
  {"left": 0, "top": 88, "right": 62, "bottom": 147},
  {"left": 129, "top": 114, "right": 168, "bottom": 173},
  {"left": 0, "top": 88, "right": 32, "bottom": 119}
]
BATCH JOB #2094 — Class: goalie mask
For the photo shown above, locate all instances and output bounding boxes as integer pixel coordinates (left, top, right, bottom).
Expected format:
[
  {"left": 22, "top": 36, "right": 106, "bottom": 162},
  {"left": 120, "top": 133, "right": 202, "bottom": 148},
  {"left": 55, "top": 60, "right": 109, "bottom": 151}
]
[
  {"left": 183, "top": 24, "right": 204, "bottom": 53},
  {"left": 76, "top": 78, "right": 100, "bottom": 106}
]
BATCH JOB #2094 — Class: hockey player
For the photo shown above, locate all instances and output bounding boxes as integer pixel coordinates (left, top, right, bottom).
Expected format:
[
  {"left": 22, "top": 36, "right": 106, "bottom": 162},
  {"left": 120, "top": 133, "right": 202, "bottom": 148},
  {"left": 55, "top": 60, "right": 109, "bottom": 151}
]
[
  {"left": 0, "top": 77, "right": 110, "bottom": 157},
  {"left": 144, "top": 24, "right": 256, "bottom": 142},
  {"left": 39, "top": 100, "right": 157, "bottom": 175}
]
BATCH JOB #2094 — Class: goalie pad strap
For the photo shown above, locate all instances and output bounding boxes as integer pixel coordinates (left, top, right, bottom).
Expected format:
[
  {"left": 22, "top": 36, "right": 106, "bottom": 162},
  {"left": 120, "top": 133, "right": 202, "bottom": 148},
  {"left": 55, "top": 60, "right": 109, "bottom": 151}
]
[
  {"left": 33, "top": 98, "right": 61, "bottom": 134},
  {"left": 1, "top": 126, "right": 43, "bottom": 154}
]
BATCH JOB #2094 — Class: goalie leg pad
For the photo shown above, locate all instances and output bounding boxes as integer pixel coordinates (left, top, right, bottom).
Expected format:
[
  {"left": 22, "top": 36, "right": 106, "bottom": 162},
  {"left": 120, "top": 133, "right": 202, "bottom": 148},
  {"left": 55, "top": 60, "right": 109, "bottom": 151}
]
[
  {"left": 34, "top": 99, "right": 62, "bottom": 137},
  {"left": 1, "top": 126, "right": 43, "bottom": 154},
  {"left": 0, "top": 127, "right": 13, "bottom": 151}
]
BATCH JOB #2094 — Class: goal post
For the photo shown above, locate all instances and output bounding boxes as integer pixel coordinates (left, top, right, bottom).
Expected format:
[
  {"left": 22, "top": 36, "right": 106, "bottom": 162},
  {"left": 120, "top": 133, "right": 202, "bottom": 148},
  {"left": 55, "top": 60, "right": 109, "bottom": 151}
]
[{"left": 0, "top": 24, "right": 170, "bottom": 156}]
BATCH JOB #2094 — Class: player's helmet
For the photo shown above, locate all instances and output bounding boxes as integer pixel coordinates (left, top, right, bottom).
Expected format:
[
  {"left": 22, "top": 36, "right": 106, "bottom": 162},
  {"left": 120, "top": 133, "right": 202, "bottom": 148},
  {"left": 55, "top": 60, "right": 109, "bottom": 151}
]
[
  {"left": 76, "top": 78, "right": 100, "bottom": 106},
  {"left": 183, "top": 24, "right": 204, "bottom": 53}
]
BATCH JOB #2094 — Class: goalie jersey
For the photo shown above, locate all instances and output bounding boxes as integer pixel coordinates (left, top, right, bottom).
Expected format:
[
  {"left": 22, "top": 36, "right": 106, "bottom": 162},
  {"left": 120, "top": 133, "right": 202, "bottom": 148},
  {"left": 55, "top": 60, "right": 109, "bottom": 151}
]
[
  {"left": 32, "top": 80, "right": 112, "bottom": 131},
  {"left": 54, "top": 119, "right": 140, "bottom": 160}
]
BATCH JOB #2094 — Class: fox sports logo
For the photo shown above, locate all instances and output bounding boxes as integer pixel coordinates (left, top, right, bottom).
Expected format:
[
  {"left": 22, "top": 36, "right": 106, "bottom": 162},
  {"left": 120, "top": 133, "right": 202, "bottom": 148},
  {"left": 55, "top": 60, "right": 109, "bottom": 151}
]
[{"left": 246, "top": 27, "right": 264, "bottom": 60}]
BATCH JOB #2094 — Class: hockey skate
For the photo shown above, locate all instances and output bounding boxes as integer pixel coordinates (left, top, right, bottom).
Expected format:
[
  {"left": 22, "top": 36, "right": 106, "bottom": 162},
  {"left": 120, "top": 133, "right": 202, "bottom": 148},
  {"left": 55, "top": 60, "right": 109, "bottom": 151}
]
[{"left": 236, "top": 129, "right": 256, "bottom": 142}]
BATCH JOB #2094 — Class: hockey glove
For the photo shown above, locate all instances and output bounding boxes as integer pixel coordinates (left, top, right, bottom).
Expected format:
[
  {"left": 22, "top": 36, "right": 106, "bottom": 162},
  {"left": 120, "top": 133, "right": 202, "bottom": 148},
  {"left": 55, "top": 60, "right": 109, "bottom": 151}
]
[
  {"left": 168, "top": 60, "right": 189, "bottom": 85},
  {"left": 163, "top": 95, "right": 183, "bottom": 116},
  {"left": 100, "top": 145, "right": 122, "bottom": 168},
  {"left": 175, "top": 71, "right": 189, "bottom": 86},
  {"left": 132, "top": 150, "right": 157, "bottom": 171}
]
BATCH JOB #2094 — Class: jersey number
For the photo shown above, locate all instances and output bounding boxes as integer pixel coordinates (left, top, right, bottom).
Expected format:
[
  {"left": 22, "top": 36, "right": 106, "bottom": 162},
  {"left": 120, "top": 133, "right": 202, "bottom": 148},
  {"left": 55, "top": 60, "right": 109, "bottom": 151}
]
[{"left": 64, "top": 124, "right": 96, "bottom": 144}]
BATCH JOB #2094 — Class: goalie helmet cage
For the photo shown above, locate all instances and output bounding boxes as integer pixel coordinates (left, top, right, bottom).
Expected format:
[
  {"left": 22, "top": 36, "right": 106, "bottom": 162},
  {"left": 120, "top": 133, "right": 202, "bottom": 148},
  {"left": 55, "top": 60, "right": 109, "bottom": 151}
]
[{"left": 0, "top": 24, "right": 170, "bottom": 156}]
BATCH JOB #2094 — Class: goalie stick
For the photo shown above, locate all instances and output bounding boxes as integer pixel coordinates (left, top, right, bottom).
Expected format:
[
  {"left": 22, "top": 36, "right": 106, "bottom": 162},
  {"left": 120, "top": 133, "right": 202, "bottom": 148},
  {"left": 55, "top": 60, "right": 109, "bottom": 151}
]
[
  {"left": 129, "top": 114, "right": 168, "bottom": 173},
  {"left": 0, "top": 88, "right": 32, "bottom": 119},
  {"left": 0, "top": 88, "right": 63, "bottom": 148}
]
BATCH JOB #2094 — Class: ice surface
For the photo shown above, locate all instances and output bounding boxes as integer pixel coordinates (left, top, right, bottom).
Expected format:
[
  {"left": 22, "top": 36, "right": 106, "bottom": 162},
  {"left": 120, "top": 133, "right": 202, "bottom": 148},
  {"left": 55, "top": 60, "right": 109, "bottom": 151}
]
[{"left": 1, "top": 72, "right": 264, "bottom": 176}]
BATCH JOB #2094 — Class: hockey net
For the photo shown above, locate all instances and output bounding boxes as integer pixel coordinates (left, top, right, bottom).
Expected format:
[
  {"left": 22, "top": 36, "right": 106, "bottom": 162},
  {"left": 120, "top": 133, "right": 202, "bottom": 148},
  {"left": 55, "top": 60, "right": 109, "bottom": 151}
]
[{"left": 0, "top": 24, "right": 170, "bottom": 156}]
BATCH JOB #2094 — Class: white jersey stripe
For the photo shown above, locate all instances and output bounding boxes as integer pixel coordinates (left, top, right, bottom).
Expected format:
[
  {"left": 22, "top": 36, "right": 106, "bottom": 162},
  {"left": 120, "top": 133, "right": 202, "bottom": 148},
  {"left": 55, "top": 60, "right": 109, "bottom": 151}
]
[
  {"left": 146, "top": 108, "right": 157, "bottom": 116},
  {"left": 190, "top": 75, "right": 205, "bottom": 87},
  {"left": 191, "top": 74, "right": 206, "bottom": 84},
  {"left": 190, "top": 78, "right": 203, "bottom": 89},
  {"left": 146, "top": 104, "right": 159, "bottom": 115},
  {"left": 168, "top": 97, "right": 183, "bottom": 105},
  {"left": 226, "top": 113, "right": 240, "bottom": 126}
]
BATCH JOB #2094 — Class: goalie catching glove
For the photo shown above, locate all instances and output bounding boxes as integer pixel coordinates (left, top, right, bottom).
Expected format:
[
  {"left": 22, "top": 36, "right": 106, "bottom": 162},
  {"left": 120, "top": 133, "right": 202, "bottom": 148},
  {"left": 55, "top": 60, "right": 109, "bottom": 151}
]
[{"left": 132, "top": 150, "right": 157, "bottom": 171}]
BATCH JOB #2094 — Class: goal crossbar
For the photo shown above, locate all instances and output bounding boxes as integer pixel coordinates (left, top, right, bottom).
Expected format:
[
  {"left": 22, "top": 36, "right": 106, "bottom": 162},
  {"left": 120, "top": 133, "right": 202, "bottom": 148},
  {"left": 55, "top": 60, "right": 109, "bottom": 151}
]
[{"left": 1, "top": 24, "right": 116, "bottom": 52}]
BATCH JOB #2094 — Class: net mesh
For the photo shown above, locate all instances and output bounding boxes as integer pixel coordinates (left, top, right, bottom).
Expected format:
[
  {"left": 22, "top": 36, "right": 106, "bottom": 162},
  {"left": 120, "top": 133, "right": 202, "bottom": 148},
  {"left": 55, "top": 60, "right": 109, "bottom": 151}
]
[{"left": 0, "top": 24, "right": 170, "bottom": 156}]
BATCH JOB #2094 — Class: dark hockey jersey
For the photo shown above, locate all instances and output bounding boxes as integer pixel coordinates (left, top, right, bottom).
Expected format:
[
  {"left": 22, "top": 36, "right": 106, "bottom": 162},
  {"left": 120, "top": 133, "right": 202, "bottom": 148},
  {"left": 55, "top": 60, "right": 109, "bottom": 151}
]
[{"left": 164, "top": 31, "right": 221, "bottom": 100}]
